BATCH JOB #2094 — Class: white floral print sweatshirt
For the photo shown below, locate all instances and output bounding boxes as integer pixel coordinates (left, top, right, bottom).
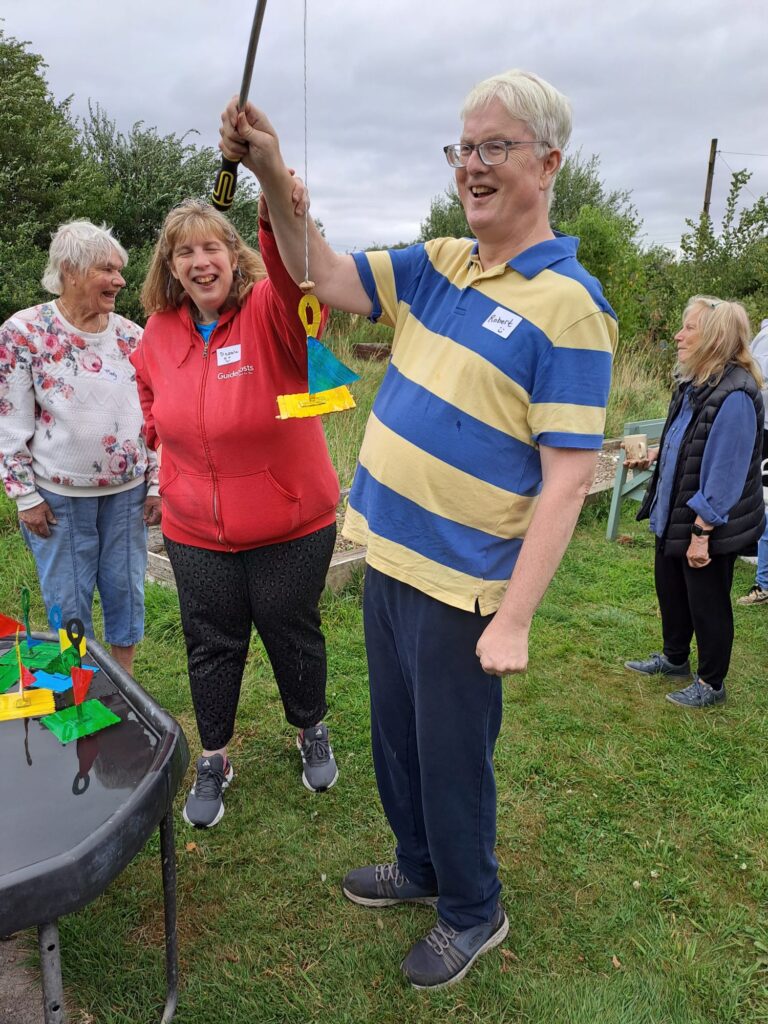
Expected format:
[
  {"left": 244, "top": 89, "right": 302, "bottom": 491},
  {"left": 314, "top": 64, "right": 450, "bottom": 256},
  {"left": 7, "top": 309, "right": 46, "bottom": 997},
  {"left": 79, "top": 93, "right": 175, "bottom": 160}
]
[{"left": 0, "top": 302, "right": 158, "bottom": 511}]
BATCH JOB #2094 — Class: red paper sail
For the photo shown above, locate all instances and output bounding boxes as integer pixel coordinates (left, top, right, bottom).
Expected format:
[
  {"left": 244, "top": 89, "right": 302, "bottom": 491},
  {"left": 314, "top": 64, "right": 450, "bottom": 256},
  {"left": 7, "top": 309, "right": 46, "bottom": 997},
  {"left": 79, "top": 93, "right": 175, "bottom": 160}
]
[
  {"left": 0, "top": 614, "right": 24, "bottom": 637},
  {"left": 71, "top": 667, "right": 95, "bottom": 706},
  {"left": 21, "top": 665, "right": 36, "bottom": 689}
]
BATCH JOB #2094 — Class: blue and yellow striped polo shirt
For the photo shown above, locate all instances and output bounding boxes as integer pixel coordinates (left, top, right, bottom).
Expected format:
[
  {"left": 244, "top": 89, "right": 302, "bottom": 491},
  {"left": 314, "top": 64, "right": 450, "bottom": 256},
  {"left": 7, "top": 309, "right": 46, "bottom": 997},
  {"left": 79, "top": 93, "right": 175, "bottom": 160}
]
[{"left": 344, "top": 234, "right": 617, "bottom": 614}]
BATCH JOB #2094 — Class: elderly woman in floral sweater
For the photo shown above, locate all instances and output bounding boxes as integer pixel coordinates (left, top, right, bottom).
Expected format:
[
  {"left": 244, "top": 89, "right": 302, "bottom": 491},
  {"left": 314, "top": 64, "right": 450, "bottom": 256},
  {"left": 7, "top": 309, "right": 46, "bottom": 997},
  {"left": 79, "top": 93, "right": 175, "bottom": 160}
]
[{"left": 0, "top": 220, "right": 159, "bottom": 672}]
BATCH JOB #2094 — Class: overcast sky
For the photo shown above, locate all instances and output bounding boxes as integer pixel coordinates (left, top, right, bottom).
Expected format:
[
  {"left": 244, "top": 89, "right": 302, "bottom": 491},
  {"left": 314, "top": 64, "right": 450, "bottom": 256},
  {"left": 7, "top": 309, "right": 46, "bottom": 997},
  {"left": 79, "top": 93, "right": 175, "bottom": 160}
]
[{"left": 4, "top": 0, "right": 767, "bottom": 253}]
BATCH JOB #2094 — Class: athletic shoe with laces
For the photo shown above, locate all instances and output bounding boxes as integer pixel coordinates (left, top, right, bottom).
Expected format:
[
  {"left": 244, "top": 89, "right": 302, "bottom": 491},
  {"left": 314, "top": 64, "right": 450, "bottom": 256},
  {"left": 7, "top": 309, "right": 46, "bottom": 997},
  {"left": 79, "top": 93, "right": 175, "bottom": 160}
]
[
  {"left": 342, "top": 862, "right": 439, "bottom": 907},
  {"left": 666, "top": 678, "right": 726, "bottom": 708},
  {"left": 737, "top": 584, "right": 768, "bottom": 606},
  {"left": 401, "top": 903, "right": 509, "bottom": 989},
  {"left": 297, "top": 722, "right": 338, "bottom": 792},
  {"left": 183, "top": 754, "right": 234, "bottom": 828},
  {"left": 624, "top": 652, "right": 691, "bottom": 677}
]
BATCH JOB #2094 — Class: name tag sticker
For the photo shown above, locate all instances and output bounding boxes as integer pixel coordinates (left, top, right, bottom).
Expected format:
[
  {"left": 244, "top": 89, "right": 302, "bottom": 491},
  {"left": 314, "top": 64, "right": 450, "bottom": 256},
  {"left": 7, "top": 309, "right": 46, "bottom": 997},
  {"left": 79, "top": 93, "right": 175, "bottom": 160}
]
[
  {"left": 482, "top": 307, "right": 522, "bottom": 339},
  {"left": 217, "top": 344, "right": 241, "bottom": 366}
]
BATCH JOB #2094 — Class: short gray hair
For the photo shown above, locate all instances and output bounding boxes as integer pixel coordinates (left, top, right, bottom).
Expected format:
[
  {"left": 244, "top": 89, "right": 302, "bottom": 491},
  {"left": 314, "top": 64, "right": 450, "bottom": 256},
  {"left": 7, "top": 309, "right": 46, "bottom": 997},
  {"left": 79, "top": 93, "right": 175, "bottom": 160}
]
[
  {"left": 460, "top": 69, "right": 572, "bottom": 157},
  {"left": 41, "top": 220, "right": 129, "bottom": 295}
]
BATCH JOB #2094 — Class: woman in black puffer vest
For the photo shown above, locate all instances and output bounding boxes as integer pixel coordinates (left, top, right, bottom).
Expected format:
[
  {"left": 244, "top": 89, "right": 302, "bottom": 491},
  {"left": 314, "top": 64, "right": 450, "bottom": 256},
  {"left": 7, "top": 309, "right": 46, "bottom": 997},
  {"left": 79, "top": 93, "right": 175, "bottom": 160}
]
[{"left": 624, "top": 296, "right": 764, "bottom": 707}]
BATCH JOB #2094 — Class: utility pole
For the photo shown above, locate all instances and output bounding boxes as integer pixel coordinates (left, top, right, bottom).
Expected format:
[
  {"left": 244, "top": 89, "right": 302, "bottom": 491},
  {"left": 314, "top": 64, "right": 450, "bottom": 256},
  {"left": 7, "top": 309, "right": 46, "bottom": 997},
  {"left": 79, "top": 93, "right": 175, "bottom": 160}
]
[{"left": 703, "top": 138, "right": 717, "bottom": 217}]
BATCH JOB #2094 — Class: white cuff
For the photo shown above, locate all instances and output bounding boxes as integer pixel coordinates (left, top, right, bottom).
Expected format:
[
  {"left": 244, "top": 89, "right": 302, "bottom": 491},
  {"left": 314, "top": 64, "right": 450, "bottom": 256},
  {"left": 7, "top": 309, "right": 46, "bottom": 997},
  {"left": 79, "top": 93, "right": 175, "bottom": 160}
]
[{"left": 15, "top": 491, "right": 45, "bottom": 513}]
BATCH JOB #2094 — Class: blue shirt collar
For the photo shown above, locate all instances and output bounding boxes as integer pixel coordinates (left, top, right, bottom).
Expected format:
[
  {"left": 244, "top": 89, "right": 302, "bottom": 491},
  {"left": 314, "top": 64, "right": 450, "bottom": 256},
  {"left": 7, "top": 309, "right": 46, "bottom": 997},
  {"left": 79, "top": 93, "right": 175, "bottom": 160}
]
[{"left": 468, "top": 231, "right": 580, "bottom": 279}]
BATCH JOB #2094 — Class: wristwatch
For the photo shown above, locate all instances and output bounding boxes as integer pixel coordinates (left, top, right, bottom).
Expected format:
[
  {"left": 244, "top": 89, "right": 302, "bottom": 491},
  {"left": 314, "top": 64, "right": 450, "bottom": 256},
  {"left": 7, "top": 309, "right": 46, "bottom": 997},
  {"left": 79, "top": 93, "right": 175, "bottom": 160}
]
[{"left": 691, "top": 523, "right": 714, "bottom": 537}]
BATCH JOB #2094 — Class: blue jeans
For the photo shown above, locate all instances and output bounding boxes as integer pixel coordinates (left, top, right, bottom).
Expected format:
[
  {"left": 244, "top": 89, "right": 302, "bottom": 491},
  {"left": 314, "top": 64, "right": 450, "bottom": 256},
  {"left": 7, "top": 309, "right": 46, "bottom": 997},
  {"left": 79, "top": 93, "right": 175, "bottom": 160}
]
[
  {"left": 363, "top": 567, "right": 503, "bottom": 931},
  {"left": 21, "top": 484, "right": 148, "bottom": 646},
  {"left": 757, "top": 509, "right": 768, "bottom": 590}
]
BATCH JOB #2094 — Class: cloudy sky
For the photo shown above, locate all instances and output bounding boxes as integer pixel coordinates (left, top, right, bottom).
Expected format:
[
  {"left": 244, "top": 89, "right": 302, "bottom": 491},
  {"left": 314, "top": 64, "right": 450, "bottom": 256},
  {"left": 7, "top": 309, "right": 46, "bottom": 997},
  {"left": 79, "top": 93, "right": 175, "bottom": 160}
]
[{"left": 4, "top": 0, "right": 767, "bottom": 253}]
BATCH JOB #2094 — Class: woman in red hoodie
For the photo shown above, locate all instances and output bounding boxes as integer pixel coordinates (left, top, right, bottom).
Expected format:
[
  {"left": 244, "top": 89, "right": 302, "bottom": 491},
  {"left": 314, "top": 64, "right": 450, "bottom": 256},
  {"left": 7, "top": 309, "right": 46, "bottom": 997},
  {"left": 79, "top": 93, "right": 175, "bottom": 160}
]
[{"left": 131, "top": 197, "right": 340, "bottom": 828}]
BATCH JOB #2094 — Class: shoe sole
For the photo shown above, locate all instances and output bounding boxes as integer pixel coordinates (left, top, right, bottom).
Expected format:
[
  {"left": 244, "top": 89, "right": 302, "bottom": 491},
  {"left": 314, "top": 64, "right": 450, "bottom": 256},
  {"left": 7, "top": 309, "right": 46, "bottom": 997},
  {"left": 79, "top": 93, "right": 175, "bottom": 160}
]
[
  {"left": 737, "top": 598, "right": 768, "bottom": 606},
  {"left": 182, "top": 765, "right": 234, "bottom": 829},
  {"left": 407, "top": 913, "right": 510, "bottom": 990},
  {"left": 624, "top": 662, "right": 691, "bottom": 677},
  {"left": 302, "top": 767, "right": 339, "bottom": 793},
  {"left": 665, "top": 694, "right": 726, "bottom": 708},
  {"left": 342, "top": 887, "right": 439, "bottom": 908}
]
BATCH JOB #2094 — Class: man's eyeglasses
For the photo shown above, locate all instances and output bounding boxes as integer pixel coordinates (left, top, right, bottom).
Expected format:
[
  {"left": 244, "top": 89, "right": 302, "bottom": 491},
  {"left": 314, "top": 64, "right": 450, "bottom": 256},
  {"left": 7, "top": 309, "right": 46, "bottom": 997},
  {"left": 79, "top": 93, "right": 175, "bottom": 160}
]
[{"left": 443, "top": 140, "right": 550, "bottom": 168}]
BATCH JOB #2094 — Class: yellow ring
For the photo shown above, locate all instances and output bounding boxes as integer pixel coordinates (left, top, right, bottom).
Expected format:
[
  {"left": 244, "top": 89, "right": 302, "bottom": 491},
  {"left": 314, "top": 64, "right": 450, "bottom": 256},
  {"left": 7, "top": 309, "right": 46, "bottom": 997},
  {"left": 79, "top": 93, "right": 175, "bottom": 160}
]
[{"left": 298, "top": 294, "right": 322, "bottom": 335}]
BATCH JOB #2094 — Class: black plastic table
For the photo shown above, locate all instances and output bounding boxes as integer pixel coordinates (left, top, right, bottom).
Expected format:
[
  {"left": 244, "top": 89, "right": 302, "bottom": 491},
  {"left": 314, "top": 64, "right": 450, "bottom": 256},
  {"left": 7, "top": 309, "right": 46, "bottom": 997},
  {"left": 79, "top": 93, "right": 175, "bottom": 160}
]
[{"left": 0, "top": 634, "right": 189, "bottom": 1023}]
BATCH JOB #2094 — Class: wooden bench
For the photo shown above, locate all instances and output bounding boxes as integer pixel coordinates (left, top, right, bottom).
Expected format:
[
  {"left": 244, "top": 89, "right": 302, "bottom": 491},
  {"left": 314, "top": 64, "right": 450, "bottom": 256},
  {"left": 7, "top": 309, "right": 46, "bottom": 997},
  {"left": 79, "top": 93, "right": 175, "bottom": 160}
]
[{"left": 606, "top": 418, "right": 666, "bottom": 540}]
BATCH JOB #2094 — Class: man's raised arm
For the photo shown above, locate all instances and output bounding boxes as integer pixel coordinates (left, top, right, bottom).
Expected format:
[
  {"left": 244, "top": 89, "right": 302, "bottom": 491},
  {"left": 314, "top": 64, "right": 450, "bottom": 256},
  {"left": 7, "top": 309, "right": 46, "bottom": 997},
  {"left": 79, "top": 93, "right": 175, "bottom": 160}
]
[{"left": 220, "top": 98, "right": 372, "bottom": 316}]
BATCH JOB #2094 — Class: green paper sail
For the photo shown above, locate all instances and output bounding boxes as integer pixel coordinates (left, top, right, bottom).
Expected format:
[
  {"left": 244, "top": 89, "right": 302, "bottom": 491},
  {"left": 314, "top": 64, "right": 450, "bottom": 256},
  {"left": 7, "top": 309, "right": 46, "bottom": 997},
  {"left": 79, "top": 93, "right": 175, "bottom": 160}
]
[
  {"left": 43, "top": 646, "right": 80, "bottom": 675},
  {"left": 307, "top": 337, "right": 359, "bottom": 395},
  {"left": 41, "top": 699, "right": 120, "bottom": 743}
]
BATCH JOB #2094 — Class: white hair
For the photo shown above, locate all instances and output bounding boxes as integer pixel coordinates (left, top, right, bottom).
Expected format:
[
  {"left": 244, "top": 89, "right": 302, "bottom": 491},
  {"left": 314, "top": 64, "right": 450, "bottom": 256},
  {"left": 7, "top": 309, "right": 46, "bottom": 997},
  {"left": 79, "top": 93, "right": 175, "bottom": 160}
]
[
  {"left": 460, "top": 69, "right": 572, "bottom": 158},
  {"left": 41, "top": 220, "right": 128, "bottom": 295}
]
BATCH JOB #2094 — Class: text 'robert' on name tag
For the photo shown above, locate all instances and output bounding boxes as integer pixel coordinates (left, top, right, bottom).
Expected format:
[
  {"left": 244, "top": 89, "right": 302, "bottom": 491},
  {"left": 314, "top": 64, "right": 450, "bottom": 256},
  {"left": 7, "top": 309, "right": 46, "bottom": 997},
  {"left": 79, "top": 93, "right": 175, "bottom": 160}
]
[{"left": 482, "top": 307, "right": 522, "bottom": 339}]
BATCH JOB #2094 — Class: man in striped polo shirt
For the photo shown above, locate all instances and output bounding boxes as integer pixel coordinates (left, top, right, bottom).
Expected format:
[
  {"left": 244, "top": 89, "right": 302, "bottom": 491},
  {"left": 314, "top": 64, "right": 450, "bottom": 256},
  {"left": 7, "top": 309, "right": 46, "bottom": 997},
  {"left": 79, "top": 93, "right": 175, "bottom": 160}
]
[{"left": 221, "top": 67, "right": 617, "bottom": 988}]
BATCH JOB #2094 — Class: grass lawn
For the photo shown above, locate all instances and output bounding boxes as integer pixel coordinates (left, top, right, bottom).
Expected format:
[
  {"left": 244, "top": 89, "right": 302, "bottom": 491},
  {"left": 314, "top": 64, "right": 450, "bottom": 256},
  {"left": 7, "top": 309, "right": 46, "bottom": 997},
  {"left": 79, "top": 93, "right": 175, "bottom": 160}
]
[{"left": 2, "top": 493, "right": 767, "bottom": 1024}]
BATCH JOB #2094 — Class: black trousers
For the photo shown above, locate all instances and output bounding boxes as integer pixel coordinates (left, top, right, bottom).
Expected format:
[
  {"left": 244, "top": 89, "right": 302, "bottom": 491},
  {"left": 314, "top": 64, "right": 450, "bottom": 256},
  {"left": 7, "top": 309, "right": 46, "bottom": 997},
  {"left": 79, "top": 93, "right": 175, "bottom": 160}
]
[
  {"left": 165, "top": 524, "right": 335, "bottom": 750},
  {"left": 654, "top": 538, "right": 737, "bottom": 688}
]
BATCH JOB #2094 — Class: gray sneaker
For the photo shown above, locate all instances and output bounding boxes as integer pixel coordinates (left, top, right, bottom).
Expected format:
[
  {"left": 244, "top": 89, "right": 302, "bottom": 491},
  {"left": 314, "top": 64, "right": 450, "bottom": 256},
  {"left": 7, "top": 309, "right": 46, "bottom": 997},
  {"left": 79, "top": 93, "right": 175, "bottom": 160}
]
[
  {"left": 401, "top": 903, "right": 509, "bottom": 989},
  {"left": 183, "top": 754, "right": 234, "bottom": 828},
  {"left": 624, "top": 652, "right": 691, "bottom": 677},
  {"left": 342, "top": 862, "right": 438, "bottom": 908},
  {"left": 737, "top": 585, "right": 768, "bottom": 606},
  {"left": 666, "top": 678, "right": 726, "bottom": 708},
  {"left": 297, "top": 722, "right": 338, "bottom": 792}
]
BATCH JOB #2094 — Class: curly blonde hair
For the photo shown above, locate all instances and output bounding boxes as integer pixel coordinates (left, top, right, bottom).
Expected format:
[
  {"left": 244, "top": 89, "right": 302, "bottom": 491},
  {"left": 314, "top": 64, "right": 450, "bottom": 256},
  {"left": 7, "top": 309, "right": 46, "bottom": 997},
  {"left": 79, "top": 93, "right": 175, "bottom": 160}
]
[
  {"left": 141, "top": 200, "right": 266, "bottom": 316},
  {"left": 677, "top": 295, "right": 764, "bottom": 388}
]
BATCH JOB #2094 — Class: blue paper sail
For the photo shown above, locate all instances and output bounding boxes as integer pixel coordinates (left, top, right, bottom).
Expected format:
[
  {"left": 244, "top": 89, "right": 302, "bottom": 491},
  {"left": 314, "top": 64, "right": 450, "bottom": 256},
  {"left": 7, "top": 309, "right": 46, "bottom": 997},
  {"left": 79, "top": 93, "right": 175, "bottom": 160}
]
[{"left": 307, "top": 336, "right": 360, "bottom": 395}]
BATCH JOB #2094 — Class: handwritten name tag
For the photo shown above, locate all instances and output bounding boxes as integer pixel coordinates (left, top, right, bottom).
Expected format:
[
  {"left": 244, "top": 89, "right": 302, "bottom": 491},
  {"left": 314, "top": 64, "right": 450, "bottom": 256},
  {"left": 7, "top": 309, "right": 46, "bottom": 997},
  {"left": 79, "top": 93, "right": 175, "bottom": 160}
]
[
  {"left": 482, "top": 307, "right": 522, "bottom": 339},
  {"left": 217, "top": 344, "right": 241, "bottom": 366}
]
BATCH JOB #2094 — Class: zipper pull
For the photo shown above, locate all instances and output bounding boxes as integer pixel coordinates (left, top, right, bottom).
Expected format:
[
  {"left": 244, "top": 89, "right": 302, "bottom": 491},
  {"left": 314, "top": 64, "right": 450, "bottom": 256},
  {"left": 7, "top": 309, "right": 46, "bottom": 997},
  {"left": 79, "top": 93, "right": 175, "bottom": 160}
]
[{"left": 203, "top": 339, "right": 209, "bottom": 359}]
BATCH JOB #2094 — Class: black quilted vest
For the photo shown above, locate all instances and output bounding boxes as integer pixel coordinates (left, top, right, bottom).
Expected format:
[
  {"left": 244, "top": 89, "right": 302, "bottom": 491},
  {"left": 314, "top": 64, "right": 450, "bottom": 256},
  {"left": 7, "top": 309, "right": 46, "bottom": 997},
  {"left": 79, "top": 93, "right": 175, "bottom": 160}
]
[{"left": 637, "top": 364, "right": 765, "bottom": 556}]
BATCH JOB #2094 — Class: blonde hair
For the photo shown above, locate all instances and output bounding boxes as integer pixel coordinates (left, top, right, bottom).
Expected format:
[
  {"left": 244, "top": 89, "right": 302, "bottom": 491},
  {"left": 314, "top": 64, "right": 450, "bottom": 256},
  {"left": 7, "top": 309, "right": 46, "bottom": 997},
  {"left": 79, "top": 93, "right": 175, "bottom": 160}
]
[
  {"left": 141, "top": 200, "right": 266, "bottom": 316},
  {"left": 677, "top": 295, "right": 764, "bottom": 388},
  {"left": 42, "top": 220, "right": 128, "bottom": 295}
]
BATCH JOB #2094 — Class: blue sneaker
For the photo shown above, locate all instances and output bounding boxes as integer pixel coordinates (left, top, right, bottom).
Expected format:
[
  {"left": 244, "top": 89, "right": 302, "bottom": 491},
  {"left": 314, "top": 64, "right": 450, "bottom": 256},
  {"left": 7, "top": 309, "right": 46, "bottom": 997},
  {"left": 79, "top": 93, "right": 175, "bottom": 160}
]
[
  {"left": 625, "top": 652, "right": 691, "bottom": 677},
  {"left": 342, "top": 862, "right": 438, "bottom": 908},
  {"left": 666, "top": 678, "right": 726, "bottom": 708},
  {"left": 401, "top": 903, "right": 509, "bottom": 989}
]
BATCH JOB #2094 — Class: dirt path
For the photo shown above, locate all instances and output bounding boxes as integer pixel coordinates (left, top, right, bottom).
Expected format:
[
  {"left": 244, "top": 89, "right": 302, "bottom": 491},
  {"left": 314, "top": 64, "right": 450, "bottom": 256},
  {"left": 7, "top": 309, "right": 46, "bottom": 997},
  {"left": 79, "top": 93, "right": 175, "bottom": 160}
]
[{"left": 0, "top": 934, "right": 45, "bottom": 1024}]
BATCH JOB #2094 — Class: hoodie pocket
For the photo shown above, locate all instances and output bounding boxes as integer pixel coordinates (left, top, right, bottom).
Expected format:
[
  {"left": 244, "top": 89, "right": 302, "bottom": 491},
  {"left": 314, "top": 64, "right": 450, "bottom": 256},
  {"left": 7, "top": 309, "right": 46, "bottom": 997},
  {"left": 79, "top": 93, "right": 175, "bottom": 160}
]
[
  {"left": 160, "top": 469, "right": 217, "bottom": 541},
  {"left": 217, "top": 469, "right": 301, "bottom": 546}
]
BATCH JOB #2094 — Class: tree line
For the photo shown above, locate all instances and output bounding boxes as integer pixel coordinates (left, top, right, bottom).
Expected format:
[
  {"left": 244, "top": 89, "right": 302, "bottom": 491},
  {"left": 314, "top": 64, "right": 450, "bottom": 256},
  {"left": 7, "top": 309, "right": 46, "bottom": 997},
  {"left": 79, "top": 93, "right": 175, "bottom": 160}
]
[{"left": 3, "top": 28, "right": 767, "bottom": 356}]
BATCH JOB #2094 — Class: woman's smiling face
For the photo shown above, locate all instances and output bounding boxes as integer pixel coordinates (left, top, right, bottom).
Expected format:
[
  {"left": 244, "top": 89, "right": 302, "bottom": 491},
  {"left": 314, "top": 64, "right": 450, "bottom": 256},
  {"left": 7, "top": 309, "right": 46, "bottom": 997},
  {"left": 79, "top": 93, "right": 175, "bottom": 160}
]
[{"left": 170, "top": 233, "right": 237, "bottom": 322}]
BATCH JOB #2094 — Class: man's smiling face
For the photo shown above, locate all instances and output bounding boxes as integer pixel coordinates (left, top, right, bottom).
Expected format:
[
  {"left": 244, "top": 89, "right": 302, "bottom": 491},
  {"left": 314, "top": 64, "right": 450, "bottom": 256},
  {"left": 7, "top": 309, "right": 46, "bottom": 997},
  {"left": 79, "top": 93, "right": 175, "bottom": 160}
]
[{"left": 456, "top": 98, "right": 549, "bottom": 246}]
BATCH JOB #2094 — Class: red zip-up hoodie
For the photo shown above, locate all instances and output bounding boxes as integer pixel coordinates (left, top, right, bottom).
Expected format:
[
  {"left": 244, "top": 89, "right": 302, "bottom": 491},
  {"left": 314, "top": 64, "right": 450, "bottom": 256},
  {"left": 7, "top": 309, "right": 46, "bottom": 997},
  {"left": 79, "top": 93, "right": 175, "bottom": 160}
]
[{"left": 130, "top": 223, "right": 339, "bottom": 552}]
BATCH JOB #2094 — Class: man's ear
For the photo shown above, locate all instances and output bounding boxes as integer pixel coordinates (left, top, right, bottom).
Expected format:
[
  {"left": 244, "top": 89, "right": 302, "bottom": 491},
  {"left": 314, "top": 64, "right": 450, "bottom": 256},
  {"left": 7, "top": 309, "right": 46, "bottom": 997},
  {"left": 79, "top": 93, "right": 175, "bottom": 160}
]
[{"left": 541, "top": 147, "right": 562, "bottom": 190}]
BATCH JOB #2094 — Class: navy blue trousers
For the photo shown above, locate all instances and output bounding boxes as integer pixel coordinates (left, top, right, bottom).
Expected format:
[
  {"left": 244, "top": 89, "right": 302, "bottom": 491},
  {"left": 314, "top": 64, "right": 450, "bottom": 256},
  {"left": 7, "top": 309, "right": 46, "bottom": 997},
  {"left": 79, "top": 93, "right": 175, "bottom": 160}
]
[{"left": 363, "top": 567, "right": 503, "bottom": 930}]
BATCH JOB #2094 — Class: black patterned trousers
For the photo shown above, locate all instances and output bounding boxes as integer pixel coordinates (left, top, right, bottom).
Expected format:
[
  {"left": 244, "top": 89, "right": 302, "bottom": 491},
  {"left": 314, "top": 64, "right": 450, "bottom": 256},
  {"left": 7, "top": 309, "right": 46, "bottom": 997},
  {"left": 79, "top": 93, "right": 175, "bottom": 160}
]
[{"left": 164, "top": 524, "right": 335, "bottom": 750}]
